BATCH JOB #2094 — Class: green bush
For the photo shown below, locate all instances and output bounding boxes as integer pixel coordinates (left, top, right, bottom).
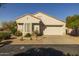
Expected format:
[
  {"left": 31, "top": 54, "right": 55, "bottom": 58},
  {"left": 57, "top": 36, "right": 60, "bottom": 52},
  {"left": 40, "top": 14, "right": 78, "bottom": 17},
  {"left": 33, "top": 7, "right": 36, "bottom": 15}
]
[
  {"left": 15, "top": 31, "right": 22, "bottom": 36},
  {"left": 11, "top": 27, "right": 17, "bottom": 35},
  {"left": 25, "top": 33, "right": 31, "bottom": 37},
  {"left": 0, "top": 31, "right": 11, "bottom": 40}
]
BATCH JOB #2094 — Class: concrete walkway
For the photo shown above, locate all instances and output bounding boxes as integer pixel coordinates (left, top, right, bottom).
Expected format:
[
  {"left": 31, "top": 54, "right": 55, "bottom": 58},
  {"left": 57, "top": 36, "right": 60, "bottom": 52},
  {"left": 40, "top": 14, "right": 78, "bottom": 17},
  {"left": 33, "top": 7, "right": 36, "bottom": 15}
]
[{"left": 8, "top": 35, "right": 79, "bottom": 45}]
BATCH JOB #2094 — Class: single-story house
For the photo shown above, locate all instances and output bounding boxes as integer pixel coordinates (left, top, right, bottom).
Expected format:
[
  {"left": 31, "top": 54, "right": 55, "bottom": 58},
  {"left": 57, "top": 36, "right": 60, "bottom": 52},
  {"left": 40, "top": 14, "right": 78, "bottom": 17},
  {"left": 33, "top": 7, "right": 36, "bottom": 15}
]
[{"left": 16, "top": 12, "right": 66, "bottom": 36}]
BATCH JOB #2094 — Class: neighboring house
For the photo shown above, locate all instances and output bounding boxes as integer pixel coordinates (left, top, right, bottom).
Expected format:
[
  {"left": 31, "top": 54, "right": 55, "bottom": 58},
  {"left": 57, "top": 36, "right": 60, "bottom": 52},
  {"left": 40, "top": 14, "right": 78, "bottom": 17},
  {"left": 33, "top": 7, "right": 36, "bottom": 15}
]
[
  {"left": 66, "top": 28, "right": 72, "bottom": 34},
  {"left": 16, "top": 12, "right": 66, "bottom": 36},
  {"left": 66, "top": 28, "right": 79, "bottom": 35}
]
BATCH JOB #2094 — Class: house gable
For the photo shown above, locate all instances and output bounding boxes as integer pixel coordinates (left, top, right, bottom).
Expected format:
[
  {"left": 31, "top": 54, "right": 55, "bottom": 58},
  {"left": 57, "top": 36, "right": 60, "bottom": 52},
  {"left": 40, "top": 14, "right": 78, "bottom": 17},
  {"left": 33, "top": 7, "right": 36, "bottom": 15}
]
[
  {"left": 16, "top": 14, "right": 40, "bottom": 23},
  {"left": 34, "top": 12, "right": 65, "bottom": 25}
]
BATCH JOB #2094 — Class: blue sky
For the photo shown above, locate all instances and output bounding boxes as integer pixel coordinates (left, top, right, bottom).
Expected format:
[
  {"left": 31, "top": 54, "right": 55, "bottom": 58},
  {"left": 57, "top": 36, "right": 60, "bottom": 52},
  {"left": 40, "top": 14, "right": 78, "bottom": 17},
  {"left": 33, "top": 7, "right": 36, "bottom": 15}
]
[{"left": 0, "top": 3, "right": 79, "bottom": 23}]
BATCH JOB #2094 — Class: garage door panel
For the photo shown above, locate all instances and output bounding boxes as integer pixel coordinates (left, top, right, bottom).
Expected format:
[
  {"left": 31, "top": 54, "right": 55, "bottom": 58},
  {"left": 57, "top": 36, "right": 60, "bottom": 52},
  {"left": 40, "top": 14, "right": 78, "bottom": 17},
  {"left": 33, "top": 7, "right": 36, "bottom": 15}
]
[{"left": 44, "top": 27, "right": 64, "bottom": 35}]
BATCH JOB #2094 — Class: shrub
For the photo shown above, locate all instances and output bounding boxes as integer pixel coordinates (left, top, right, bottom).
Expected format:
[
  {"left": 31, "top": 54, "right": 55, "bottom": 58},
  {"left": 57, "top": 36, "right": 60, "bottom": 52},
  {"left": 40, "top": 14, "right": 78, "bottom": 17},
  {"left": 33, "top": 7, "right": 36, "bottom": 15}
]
[
  {"left": 11, "top": 27, "right": 17, "bottom": 35},
  {"left": 37, "top": 33, "right": 42, "bottom": 36},
  {"left": 33, "top": 30, "right": 42, "bottom": 36},
  {"left": 15, "top": 31, "right": 22, "bottom": 36},
  {"left": 25, "top": 33, "right": 31, "bottom": 37},
  {"left": 0, "top": 31, "right": 11, "bottom": 40}
]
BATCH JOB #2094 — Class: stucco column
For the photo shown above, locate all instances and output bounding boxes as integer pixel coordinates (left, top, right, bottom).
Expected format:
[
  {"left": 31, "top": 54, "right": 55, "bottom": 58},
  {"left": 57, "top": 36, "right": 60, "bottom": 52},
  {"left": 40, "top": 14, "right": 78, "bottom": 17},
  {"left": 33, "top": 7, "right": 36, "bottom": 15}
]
[
  {"left": 30, "top": 23, "right": 32, "bottom": 34},
  {"left": 22, "top": 23, "right": 25, "bottom": 36}
]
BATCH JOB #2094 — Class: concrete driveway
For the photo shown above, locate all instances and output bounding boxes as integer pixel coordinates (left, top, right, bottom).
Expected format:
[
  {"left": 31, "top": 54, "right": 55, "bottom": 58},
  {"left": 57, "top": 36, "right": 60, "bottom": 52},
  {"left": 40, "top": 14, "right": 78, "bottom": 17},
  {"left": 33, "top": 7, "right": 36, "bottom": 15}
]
[
  {"left": 42, "top": 35, "right": 79, "bottom": 44},
  {"left": 8, "top": 35, "right": 79, "bottom": 45}
]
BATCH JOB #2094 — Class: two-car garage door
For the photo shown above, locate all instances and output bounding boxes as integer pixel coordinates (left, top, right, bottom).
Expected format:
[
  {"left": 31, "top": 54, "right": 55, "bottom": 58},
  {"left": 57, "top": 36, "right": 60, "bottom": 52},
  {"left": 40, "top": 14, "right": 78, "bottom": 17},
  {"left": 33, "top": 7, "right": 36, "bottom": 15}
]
[{"left": 44, "top": 25, "right": 65, "bottom": 35}]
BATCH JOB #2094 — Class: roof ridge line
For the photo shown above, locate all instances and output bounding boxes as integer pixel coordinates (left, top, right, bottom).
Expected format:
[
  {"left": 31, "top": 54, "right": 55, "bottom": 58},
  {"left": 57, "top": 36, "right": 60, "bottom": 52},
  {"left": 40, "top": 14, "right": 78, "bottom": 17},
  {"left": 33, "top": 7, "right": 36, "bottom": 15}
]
[
  {"left": 34, "top": 12, "right": 65, "bottom": 23},
  {"left": 29, "top": 14, "right": 41, "bottom": 20},
  {"left": 16, "top": 13, "right": 41, "bottom": 20}
]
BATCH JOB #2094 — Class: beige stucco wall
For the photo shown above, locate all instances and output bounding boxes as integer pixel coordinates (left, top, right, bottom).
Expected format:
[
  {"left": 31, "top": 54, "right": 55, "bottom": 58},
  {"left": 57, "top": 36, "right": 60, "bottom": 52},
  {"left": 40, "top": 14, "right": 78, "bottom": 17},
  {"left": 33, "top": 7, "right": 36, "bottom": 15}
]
[
  {"left": 16, "top": 15, "right": 40, "bottom": 23},
  {"left": 34, "top": 12, "right": 66, "bottom": 35},
  {"left": 16, "top": 15, "right": 40, "bottom": 36}
]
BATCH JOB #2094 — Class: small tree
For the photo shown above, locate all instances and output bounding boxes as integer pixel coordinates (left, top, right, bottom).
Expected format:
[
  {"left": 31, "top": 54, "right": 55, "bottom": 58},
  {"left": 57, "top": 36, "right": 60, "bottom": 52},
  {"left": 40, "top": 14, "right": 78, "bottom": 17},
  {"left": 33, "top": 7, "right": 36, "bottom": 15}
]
[
  {"left": 15, "top": 31, "right": 22, "bottom": 36},
  {"left": 66, "top": 15, "right": 79, "bottom": 36},
  {"left": 2, "top": 21, "right": 17, "bottom": 35},
  {"left": 0, "top": 31, "right": 11, "bottom": 40}
]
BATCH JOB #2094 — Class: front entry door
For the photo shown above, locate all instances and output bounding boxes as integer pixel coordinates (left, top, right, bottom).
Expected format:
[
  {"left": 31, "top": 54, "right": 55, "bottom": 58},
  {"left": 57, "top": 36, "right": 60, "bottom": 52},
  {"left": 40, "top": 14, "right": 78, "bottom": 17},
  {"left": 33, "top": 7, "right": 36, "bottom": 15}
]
[{"left": 34, "top": 25, "right": 40, "bottom": 34}]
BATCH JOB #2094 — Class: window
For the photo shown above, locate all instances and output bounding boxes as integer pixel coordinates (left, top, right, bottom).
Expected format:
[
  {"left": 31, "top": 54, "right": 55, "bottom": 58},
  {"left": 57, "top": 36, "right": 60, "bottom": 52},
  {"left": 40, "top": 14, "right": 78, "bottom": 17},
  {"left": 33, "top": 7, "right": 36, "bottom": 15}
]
[{"left": 18, "top": 23, "right": 23, "bottom": 31}]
